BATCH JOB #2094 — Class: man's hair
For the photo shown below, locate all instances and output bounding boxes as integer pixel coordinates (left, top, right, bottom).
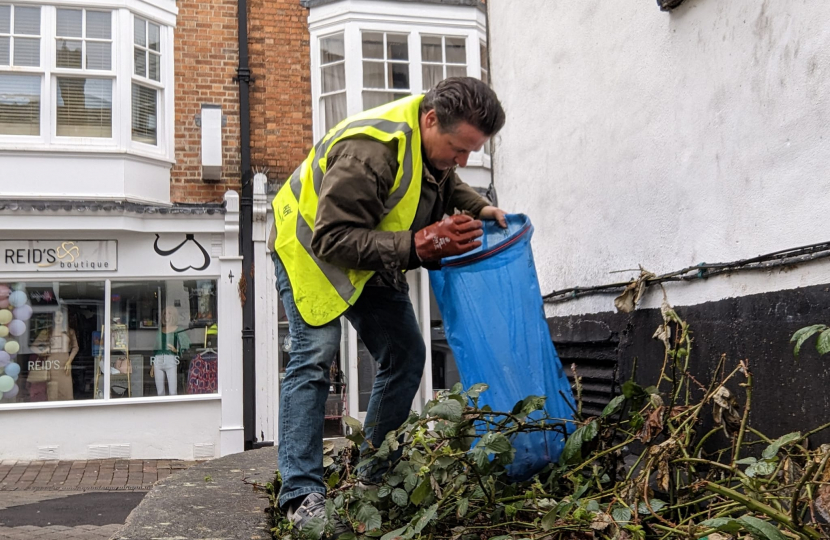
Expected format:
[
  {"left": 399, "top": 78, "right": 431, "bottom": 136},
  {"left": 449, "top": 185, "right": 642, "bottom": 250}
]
[{"left": 421, "top": 77, "right": 505, "bottom": 136}]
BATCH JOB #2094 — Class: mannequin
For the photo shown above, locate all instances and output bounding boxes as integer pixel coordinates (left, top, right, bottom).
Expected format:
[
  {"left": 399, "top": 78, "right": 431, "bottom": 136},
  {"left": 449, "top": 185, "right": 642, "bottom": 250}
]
[
  {"left": 150, "top": 306, "right": 190, "bottom": 396},
  {"left": 47, "top": 309, "right": 79, "bottom": 401}
]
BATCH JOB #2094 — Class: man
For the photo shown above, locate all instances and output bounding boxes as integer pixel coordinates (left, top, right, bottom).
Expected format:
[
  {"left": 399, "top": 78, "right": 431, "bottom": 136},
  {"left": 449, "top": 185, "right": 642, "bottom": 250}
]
[{"left": 270, "top": 77, "right": 506, "bottom": 537}]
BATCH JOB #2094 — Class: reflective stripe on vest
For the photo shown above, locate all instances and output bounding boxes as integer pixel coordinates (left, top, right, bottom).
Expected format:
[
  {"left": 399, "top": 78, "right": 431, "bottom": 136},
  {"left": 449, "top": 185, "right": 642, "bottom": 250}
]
[{"left": 272, "top": 95, "right": 424, "bottom": 326}]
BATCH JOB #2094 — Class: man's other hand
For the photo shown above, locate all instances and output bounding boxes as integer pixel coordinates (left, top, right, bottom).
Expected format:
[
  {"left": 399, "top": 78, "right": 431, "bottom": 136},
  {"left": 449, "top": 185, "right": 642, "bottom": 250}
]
[{"left": 479, "top": 206, "right": 508, "bottom": 228}]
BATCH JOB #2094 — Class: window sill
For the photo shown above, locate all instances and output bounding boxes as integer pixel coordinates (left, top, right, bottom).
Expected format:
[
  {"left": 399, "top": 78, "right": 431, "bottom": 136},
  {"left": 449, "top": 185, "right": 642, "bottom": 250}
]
[
  {"left": 0, "top": 393, "right": 222, "bottom": 412},
  {"left": 0, "top": 144, "right": 175, "bottom": 164}
]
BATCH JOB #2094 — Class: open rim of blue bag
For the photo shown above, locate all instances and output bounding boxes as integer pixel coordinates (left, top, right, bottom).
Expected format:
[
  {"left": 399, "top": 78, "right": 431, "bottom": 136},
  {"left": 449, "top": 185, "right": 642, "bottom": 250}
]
[{"left": 441, "top": 213, "right": 532, "bottom": 268}]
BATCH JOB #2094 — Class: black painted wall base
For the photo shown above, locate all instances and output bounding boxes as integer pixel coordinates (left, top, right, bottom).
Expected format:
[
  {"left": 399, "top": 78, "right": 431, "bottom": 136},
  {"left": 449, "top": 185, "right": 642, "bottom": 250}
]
[{"left": 548, "top": 282, "right": 830, "bottom": 446}]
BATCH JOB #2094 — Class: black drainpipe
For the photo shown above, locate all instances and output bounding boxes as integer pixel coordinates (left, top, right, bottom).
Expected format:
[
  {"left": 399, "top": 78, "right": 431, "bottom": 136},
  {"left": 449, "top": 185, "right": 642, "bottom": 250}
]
[{"left": 235, "top": 0, "right": 256, "bottom": 450}]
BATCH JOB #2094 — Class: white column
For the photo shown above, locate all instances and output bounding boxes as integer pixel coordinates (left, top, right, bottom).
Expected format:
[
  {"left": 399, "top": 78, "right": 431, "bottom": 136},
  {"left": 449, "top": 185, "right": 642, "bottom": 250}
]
[
  {"left": 252, "top": 173, "right": 279, "bottom": 444},
  {"left": 218, "top": 191, "right": 245, "bottom": 456},
  {"left": 410, "top": 268, "right": 433, "bottom": 413}
]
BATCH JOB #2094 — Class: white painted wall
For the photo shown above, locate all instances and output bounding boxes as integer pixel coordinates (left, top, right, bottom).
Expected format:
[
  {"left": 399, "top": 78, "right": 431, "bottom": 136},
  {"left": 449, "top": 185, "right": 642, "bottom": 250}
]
[
  {"left": 0, "top": 399, "right": 221, "bottom": 460},
  {"left": 488, "top": 0, "right": 830, "bottom": 316}
]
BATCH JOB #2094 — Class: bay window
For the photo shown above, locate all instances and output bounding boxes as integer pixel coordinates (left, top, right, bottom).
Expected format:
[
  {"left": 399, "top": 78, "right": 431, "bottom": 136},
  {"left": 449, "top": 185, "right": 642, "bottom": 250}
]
[
  {"left": 0, "top": 2, "right": 172, "bottom": 158},
  {"left": 421, "top": 35, "right": 466, "bottom": 90},
  {"left": 319, "top": 33, "right": 345, "bottom": 132},
  {"left": 361, "top": 31, "right": 410, "bottom": 110}
]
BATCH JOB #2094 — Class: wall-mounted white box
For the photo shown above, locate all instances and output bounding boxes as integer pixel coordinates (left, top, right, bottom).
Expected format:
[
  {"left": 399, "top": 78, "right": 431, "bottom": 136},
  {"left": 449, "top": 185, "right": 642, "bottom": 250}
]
[{"left": 201, "top": 105, "right": 223, "bottom": 181}]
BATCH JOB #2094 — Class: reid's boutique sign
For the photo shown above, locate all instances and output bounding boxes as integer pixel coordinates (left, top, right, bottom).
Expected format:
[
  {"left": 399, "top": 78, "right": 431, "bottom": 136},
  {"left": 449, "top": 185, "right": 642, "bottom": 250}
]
[{"left": 1, "top": 241, "right": 117, "bottom": 272}]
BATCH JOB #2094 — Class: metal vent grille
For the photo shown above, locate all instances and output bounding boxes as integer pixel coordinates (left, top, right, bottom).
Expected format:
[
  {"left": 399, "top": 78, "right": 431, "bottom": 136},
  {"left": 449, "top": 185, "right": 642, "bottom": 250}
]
[
  {"left": 88, "top": 445, "right": 110, "bottom": 459},
  {"left": 557, "top": 342, "right": 619, "bottom": 419},
  {"left": 193, "top": 443, "right": 215, "bottom": 460},
  {"left": 110, "top": 444, "right": 131, "bottom": 459},
  {"left": 37, "top": 446, "right": 59, "bottom": 460}
]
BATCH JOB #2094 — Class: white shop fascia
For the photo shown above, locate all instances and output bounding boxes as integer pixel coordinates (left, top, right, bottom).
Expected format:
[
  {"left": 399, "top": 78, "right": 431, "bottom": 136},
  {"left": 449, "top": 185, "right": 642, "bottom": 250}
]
[{"left": 0, "top": 194, "right": 244, "bottom": 462}]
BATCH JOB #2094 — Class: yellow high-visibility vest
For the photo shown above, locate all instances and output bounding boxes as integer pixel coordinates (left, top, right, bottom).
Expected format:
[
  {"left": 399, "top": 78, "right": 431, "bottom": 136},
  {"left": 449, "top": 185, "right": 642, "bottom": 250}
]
[{"left": 272, "top": 95, "right": 424, "bottom": 326}]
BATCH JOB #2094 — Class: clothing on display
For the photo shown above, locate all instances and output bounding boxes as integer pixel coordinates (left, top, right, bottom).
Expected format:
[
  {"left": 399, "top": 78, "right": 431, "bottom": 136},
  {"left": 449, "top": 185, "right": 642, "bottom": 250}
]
[
  {"left": 150, "top": 354, "right": 179, "bottom": 396},
  {"left": 186, "top": 351, "right": 217, "bottom": 394}
]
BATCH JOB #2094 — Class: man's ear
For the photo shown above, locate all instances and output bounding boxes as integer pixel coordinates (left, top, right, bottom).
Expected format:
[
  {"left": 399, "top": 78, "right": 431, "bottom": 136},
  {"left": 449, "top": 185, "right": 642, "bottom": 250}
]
[{"left": 423, "top": 109, "right": 437, "bottom": 129}]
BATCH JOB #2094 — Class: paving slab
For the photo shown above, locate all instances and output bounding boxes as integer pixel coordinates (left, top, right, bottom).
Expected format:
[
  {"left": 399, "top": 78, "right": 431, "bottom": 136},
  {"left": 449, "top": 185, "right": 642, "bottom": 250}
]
[{"left": 114, "top": 446, "right": 281, "bottom": 540}]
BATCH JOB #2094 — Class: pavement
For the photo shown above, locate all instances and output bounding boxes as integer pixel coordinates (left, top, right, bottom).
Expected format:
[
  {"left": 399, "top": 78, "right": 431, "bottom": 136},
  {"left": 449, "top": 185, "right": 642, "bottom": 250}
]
[{"left": 0, "top": 459, "right": 196, "bottom": 540}]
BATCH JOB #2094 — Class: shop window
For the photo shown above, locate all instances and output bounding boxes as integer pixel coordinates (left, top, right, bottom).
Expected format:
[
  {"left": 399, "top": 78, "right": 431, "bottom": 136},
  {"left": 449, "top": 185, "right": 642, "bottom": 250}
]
[
  {"left": 107, "top": 280, "right": 218, "bottom": 399},
  {"left": 0, "top": 281, "right": 105, "bottom": 404}
]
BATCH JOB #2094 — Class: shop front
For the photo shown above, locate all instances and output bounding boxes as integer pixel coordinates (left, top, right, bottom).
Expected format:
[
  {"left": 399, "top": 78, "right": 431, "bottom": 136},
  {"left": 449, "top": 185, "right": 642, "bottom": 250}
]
[{"left": 0, "top": 194, "right": 243, "bottom": 461}]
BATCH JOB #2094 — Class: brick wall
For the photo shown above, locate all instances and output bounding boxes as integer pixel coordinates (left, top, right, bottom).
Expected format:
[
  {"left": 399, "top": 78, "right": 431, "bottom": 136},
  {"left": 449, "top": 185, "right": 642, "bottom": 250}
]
[
  {"left": 248, "top": 0, "right": 313, "bottom": 186},
  {"left": 171, "top": 0, "right": 242, "bottom": 203}
]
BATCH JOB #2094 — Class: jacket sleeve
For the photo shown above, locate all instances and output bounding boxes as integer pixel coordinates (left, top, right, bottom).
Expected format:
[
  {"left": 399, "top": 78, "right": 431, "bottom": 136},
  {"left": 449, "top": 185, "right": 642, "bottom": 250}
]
[
  {"left": 310, "top": 138, "right": 418, "bottom": 272},
  {"left": 447, "top": 172, "right": 490, "bottom": 218}
]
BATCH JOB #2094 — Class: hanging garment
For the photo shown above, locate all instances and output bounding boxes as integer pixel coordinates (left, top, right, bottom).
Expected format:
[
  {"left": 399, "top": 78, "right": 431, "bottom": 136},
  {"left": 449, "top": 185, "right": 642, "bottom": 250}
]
[{"left": 186, "top": 351, "right": 218, "bottom": 394}]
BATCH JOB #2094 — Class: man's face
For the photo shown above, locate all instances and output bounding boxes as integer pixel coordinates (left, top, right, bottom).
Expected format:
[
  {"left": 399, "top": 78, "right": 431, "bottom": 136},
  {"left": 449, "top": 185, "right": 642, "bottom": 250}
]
[{"left": 420, "top": 109, "right": 489, "bottom": 171}]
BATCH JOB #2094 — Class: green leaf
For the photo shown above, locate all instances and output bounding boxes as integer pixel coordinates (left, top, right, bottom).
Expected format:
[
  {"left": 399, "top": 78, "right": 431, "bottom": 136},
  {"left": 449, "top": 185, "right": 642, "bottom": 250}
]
[
  {"left": 622, "top": 380, "right": 646, "bottom": 399},
  {"left": 582, "top": 420, "right": 599, "bottom": 442},
  {"left": 456, "top": 497, "right": 469, "bottom": 517},
  {"left": 343, "top": 415, "right": 363, "bottom": 431},
  {"left": 450, "top": 382, "right": 463, "bottom": 394},
  {"left": 466, "top": 383, "right": 489, "bottom": 399},
  {"left": 326, "top": 471, "right": 340, "bottom": 489},
  {"left": 611, "top": 506, "right": 632, "bottom": 523},
  {"left": 746, "top": 459, "right": 777, "bottom": 478},
  {"left": 700, "top": 517, "right": 742, "bottom": 533},
  {"left": 637, "top": 499, "right": 666, "bottom": 515},
  {"left": 737, "top": 515, "right": 788, "bottom": 540},
  {"left": 409, "top": 477, "right": 432, "bottom": 506},
  {"left": 386, "top": 474, "right": 402, "bottom": 487},
  {"left": 762, "top": 431, "right": 802, "bottom": 460},
  {"left": 520, "top": 395, "right": 547, "bottom": 415},
  {"left": 541, "top": 507, "right": 559, "bottom": 531},
  {"left": 490, "top": 536, "right": 512, "bottom": 540},
  {"left": 559, "top": 426, "right": 585, "bottom": 465},
  {"left": 411, "top": 503, "right": 438, "bottom": 534},
  {"left": 585, "top": 499, "right": 600, "bottom": 512},
  {"left": 298, "top": 517, "right": 326, "bottom": 539},
  {"left": 792, "top": 324, "right": 826, "bottom": 357},
  {"left": 378, "top": 485, "right": 392, "bottom": 498},
  {"left": 322, "top": 455, "right": 334, "bottom": 468},
  {"left": 817, "top": 329, "right": 830, "bottom": 356},
  {"left": 356, "top": 504, "right": 383, "bottom": 532},
  {"left": 735, "top": 457, "right": 757, "bottom": 465},
  {"left": 471, "top": 447, "right": 490, "bottom": 468},
  {"left": 380, "top": 526, "right": 409, "bottom": 540},
  {"left": 403, "top": 473, "right": 419, "bottom": 492},
  {"left": 601, "top": 395, "right": 626, "bottom": 418},
  {"left": 392, "top": 487, "right": 408, "bottom": 507},
  {"left": 480, "top": 432, "right": 512, "bottom": 455},
  {"left": 428, "top": 400, "right": 463, "bottom": 422}
]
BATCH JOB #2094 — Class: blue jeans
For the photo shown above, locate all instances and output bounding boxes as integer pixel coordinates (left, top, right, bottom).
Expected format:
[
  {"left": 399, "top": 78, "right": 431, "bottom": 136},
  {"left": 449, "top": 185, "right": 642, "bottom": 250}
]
[{"left": 273, "top": 253, "right": 426, "bottom": 509}]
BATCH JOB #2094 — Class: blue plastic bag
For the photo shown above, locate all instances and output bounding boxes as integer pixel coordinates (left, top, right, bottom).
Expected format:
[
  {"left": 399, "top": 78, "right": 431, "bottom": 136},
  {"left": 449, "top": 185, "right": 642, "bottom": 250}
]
[{"left": 429, "top": 214, "right": 576, "bottom": 479}]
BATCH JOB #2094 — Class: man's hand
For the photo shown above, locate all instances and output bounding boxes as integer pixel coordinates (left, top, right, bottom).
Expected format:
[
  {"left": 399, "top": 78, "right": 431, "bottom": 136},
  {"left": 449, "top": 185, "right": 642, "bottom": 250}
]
[
  {"left": 479, "top": 206, "right": 508, "bottom": 228},
  {"left": 415, "top": 214, "right": 483, "bottom": 262}
]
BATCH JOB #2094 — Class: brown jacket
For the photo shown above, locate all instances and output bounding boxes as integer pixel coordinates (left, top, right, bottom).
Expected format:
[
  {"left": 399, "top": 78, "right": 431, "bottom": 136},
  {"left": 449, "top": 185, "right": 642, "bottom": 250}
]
[{"left": 270, "top": 136, "right": 490, "bottom": 274}]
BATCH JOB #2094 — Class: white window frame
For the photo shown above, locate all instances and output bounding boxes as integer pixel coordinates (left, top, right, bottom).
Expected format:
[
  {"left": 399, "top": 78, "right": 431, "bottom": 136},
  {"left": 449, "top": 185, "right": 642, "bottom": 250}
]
[
  {"left": 419, "top": 33, "right": 468, "bottom": 92},
  {"left": 359, "top": 29, "right": 411, "bottom": 111},
  {"left": 0, "top": 1, "right": 174, "bottom": 164},
  {"left": 309, "top": 17, "right": 489, "bottom": 170},
  {"left": 318, "top": 31, "right": 346, "bottom": 133},
  {"left": 130, "top": 15, "right": 164, "bottom": 149}
]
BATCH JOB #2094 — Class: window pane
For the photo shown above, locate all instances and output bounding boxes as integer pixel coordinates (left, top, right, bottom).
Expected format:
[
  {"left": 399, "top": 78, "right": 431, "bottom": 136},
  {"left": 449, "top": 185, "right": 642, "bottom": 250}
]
[
  {"left": 148, "top": 22, "right": 160, "bottom": 52},
  {"left": 362, "top": 61, "right": 384, "bottom": 88},
  {"left": 321, "top": 63, "right": 345, "bottom": 94},
  {"left": 0, "top": 73, "right": 40, "bottom": 135},
  {"left": 56, "top": 9, "right": 82, "bottom": 37},
  {"left": 0, "top": 37, "right": 8, "bottom": 65},
  {"left": 86, "top": 11, "right": 111, "bottom": 40},
  {"left": 422, "top": 64, "right": 442, "bottom": 90},
  {"left": 131, "top": 83, "right": 157, "bottom": 145},
  {"left": 361, "top": 32, "right": 382, "bottom": 59},
  {"left": 148, "top": 52, "right": 159, "bottom": 81},
  {"left": 421, "top": 36, "right": 442, "bottom": 63},
  {"left": 134, "top": 48, "right": 146, "bottom": 77},
  {"left": 322, "top": 92, "right": 346, "bottom": 132},
  {"left": 13, "top": 6, "right": 40, "bottom": 35},
  {"left": 0, "top": 281, "right": 106, "bottom": 404},
  {"left": 320, "top": 34, "right": 343, "bottom": 65},
  {"left": 446, "top": 37, "right": 466, "bottom": 64},
  {"left": 387, "top": 34, "right": 408, "bottom": 61},
  {"left": 134, "top": 18, "right": 146, "bottom": 47},
  {"left": 13, "top": 37, "right": 39, "bottom": 67},
  {"left": 56, "top": 39, "right": 82, "bottom": 69},
  {"left": 56, "top": 77, "right": 112, "bottom": 138},
  {"left": 447, "top": 65, "right": 467, "bottom": 79},
  {"left": 86, "top": 42, "right": 111, "bottom": 70},
  {"left": 362, "top": 91, "right": 397, "bottom": 110},
  {"left": 109, "top": 280, "right": 219, "bottom": 398},
  {"left": 0, "top": 6, "right": 10, "bottom": 34},
  {"left": 389, "top": 63, "right": 409, "bottom": 90},
  {"left": 480, "top": 42, "right": 488, "bottom": 71}
]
